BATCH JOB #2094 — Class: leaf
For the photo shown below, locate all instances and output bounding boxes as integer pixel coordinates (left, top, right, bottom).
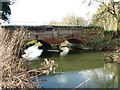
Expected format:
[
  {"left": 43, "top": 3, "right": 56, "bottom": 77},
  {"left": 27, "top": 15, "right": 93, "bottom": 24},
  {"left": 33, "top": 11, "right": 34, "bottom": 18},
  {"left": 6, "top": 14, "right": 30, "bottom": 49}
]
[{"left": 27, "top": 40, "right": 38, "bottom": 45}]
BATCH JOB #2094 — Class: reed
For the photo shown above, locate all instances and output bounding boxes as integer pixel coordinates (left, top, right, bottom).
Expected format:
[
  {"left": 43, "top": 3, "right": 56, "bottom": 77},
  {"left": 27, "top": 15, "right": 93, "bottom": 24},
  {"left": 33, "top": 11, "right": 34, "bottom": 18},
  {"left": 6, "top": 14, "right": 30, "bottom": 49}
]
[{"left": 1, "top": 27, "right": 58, "bottom": 88}]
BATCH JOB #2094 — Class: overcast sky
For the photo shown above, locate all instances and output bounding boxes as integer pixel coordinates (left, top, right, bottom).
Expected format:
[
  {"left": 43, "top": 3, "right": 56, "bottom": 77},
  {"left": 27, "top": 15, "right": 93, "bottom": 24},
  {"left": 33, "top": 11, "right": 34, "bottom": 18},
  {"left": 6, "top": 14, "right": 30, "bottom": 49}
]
[{"left": 8, "top": 0, "right": 99, "bottom": 25}]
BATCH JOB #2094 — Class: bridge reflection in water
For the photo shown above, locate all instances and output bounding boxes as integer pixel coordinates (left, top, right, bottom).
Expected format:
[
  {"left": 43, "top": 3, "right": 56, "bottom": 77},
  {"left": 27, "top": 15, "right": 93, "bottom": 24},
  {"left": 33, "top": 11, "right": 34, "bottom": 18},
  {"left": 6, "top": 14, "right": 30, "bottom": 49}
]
[{"left": 29, "top": 51, "right": 119, "bottom": 88}]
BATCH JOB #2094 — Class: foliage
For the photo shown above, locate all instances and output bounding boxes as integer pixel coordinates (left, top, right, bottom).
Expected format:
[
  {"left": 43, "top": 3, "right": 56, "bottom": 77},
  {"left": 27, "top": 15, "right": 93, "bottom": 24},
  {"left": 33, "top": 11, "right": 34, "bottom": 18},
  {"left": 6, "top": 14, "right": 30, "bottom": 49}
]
[
  {"left": 27, "top": 40, "right": 38, "bottom": 45},
  {"left": 85, "top": 0, "right": 120, "bottom": 35},
  {"left": 85, "top": 39, "right": 118, "bottom": 51},
  {"left": 91, "top": 3, "right": 118, "bottom": 30},
  {"left": 1, "top": 0, "right": 16, "bottom": 22},
  {"left": 2, "top": 2, "right": 11, "bottom": 21}
]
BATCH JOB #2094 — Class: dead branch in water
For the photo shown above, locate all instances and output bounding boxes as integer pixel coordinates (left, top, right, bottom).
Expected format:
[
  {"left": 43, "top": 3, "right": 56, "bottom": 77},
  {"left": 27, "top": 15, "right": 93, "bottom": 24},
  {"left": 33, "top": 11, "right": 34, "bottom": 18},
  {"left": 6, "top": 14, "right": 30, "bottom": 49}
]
[{"left": 72, "top": 78, "right": 91, "bottom": 90}]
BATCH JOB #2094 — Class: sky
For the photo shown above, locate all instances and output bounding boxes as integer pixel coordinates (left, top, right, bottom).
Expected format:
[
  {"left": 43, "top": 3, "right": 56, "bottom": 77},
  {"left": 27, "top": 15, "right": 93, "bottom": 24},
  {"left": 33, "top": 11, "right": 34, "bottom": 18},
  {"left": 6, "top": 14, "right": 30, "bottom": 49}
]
[{"left": 8, "top": 0, "right": 99, "bottom": 25}]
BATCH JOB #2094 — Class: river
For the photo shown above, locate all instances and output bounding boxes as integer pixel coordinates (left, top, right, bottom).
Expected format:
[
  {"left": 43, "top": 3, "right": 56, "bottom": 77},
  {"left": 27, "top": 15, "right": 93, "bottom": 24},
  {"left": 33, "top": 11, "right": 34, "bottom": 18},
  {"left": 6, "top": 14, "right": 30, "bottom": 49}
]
[{"left": 28, "top": 51, "right": 119, "bottom": 88}]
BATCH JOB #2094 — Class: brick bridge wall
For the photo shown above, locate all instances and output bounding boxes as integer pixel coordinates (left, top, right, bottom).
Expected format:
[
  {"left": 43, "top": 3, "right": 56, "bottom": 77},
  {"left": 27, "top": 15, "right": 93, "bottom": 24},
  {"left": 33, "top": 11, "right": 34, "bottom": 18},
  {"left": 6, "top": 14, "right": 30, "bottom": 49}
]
[{"left": 3, "top": 26, "right": 104, "bottom": 45}]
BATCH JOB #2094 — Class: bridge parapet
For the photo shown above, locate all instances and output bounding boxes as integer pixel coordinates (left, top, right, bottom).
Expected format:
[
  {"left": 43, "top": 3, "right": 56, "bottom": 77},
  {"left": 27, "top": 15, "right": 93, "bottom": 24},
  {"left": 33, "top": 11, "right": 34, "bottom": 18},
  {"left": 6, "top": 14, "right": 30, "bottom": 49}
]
[{"left": 3, "top": 25, "right": 104, "bottom": 45}]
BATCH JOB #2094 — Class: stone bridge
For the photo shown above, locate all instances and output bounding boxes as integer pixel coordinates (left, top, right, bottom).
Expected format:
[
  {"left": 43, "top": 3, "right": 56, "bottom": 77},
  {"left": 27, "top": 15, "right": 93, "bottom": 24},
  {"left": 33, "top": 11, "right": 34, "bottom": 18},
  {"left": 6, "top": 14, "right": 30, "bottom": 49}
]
[{"left": 4, "top": 25, "right": 104, "bottom": 49}]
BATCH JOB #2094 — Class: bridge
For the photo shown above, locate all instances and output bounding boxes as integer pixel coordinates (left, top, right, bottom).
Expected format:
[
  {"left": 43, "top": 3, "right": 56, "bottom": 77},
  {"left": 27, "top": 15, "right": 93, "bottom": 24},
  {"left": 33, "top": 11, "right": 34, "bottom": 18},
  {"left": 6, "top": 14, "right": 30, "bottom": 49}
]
[{"left": 4, "top": 25, "right": 104, "bottom": 49}]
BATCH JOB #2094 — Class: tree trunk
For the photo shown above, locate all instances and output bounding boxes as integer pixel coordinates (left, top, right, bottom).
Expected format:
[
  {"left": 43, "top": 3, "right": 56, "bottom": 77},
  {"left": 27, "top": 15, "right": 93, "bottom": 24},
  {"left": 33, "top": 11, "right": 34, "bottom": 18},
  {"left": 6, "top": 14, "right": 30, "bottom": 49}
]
[
  {"left": 117, "top": 20, "right": 120, "bottom": 37},
  {"left": 117, "top": 5, "right": 120, "bottom": 37}
]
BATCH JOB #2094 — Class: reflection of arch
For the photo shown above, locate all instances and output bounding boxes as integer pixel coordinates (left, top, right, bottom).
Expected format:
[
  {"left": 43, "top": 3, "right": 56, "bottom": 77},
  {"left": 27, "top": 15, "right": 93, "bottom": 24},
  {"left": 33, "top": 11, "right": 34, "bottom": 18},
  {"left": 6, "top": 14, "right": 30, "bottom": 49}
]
[
  {"left": 67, "top": 39, "right": 84, "bottom": 45},
  {"left": 37, "top": 40, "right": 52, "bottom": 49}
]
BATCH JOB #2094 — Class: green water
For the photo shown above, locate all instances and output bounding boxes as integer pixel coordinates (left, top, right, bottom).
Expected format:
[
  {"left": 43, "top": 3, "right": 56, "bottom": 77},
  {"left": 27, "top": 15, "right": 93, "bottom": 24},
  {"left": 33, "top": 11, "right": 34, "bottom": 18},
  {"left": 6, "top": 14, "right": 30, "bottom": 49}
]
[{"left": 29, "top": 51, "right": 119, "bottom": 88}]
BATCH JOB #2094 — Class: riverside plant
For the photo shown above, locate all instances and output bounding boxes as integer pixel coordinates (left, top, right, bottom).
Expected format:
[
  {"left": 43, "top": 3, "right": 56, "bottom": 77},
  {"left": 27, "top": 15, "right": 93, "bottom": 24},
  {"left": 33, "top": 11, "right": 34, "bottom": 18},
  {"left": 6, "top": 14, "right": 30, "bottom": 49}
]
[
  {"left": 104, "top": 46, "right": 120, "bottom": 63},
  {"left": 1, "top": 27, "right": 58, "bottom": 88}
]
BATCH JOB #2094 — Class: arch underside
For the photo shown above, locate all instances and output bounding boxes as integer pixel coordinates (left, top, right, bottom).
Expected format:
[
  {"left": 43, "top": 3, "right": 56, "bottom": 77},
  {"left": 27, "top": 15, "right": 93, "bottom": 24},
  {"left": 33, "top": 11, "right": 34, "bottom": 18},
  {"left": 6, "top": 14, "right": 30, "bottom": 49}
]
[
  {"left": 37, "top": 40, "right": 52, "bottom": 49},
  {"left": 25, "top": 38, "right": 84, "bottom": 50},
  {"left": 67, "top": 39, "right": 84, "bottom": 50},
  {"left": 67, "top": 39, "right": 84, "bottom": 45}
]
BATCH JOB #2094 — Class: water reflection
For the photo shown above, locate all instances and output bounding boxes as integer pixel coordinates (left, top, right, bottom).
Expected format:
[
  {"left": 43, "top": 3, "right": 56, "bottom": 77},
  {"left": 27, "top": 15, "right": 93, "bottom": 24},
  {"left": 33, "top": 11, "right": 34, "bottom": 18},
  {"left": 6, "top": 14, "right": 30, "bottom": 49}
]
[
  {"left": 79, "top": 63, "right": 118, "bottom": 88},
  {"left": 30, "top": 51, "right": 119, "bottom": 88}
]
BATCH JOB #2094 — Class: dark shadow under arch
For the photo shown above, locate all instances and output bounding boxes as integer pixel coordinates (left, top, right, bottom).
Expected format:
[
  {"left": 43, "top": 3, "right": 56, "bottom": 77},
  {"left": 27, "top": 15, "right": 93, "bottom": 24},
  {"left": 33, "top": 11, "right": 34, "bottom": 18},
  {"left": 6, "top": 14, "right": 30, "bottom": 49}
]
[
  {"left": 67, "top": 39, "right": 84, "bottom": 45},
  {"left": 37, "top": 40, "right": 53, "bottom": 57},
  {"left": 37, "top": 40, "right": 52, "bottom": 50},
  {"left": 67, "top": 39, "right": 84, "bottom": 50}
]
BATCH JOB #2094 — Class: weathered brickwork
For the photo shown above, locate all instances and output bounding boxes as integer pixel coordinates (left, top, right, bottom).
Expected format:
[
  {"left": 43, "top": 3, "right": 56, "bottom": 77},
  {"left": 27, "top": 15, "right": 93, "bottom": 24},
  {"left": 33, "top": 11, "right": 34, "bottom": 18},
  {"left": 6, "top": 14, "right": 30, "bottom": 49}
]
[{"left": 3, "top": 26, "right": 104, "bottom": 45}]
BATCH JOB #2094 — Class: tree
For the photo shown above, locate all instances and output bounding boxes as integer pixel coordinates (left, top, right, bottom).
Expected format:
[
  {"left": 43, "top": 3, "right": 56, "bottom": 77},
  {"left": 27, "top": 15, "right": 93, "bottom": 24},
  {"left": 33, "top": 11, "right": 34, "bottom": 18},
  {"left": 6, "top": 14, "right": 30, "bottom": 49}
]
[
  {"left": 2, "top": 2, "right": 11, "bottom": 21},
  {"left": 91, "top": 3, "right": 117, "bottom": 30},
  {"left": 62, "top": 13, "right": 86, "bottom": 26},
  {"left": 1, "top": 0, "right": 16, "bottom": 22},
  {"left": 48, "top": 20, "right": 62, "bottom": 26},
  {"left": 84, "top": 0, "right": 120, "bottom": 35},
  {"left": 48, "top": 14, "right": 86, "bottom": 26},
  {"left": 48, "top": 20, "right": 58, "bottom": 25}
]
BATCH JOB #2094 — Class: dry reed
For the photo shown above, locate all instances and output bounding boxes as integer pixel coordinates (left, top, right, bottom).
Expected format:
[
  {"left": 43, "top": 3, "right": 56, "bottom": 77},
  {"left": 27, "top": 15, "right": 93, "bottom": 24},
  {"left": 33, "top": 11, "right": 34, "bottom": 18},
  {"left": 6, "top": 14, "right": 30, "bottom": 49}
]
[{"left": 1, "top": 27, "right": 58, "bottom": 88}]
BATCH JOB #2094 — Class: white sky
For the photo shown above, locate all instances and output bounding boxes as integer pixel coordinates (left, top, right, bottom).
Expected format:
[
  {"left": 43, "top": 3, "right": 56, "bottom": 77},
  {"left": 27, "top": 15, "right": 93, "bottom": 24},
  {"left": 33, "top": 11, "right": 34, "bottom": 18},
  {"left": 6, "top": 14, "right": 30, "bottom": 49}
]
[{"left": 9, "top": 0, "right": 99, "bottom": 25}]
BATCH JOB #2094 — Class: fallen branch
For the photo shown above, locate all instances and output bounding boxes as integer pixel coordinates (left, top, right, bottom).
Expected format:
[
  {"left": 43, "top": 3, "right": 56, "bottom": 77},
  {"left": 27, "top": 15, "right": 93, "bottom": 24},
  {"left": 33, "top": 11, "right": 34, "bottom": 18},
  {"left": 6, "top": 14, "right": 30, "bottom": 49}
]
[{"left": 72, "top": 78, "right": 91, "bottom": 90}]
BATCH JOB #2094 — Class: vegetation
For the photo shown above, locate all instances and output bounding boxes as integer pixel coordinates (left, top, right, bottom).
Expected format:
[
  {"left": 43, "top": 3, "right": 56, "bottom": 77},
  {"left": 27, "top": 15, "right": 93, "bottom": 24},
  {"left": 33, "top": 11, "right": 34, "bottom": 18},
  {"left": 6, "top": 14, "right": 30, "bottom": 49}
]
[
  {"left": 48, "top": 13, "right": 86, "bottom": 26},
  {"left": 91, "top": 4, "right": 118, "bottom": 31},
  {"left": 62, "top": 13, "right": 86, "bottom": 26},
  {"left": 27, "top": 40, "right": 38, "bottom": 45},
  {"left": 84, "top": 0, "right": 120, "bottom": 63},
  {"left": 0, "top": 0, "right": 119, "bottom": 88},
  {"left": 86, "top": 0, "right": 120, "bottom": 36},
  {"left": 1, "top": 0, "right": 16, "bottom": 22},
  {"left": 85, "top": 39, "right": 118, "bottom": 50},
  {"left": 1, "top": 27, "right": 58, "bottom": 88},
  {"left": 1, "top": 2, "right": 10, "bottom": 22},
  {"left": 104, "top": 46, "right": 120, "bottom": 63}
]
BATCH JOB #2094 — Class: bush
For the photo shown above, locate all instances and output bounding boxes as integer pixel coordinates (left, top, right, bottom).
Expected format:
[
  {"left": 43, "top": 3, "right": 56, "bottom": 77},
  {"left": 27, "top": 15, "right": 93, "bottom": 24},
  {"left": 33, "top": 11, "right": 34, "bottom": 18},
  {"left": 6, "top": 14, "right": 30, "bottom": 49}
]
[
  {"left": 1, "top": 27, "right": 58, "bottom": 88},
  {"left": 85, "top": 40, "right": 118, "bottom": 51}
]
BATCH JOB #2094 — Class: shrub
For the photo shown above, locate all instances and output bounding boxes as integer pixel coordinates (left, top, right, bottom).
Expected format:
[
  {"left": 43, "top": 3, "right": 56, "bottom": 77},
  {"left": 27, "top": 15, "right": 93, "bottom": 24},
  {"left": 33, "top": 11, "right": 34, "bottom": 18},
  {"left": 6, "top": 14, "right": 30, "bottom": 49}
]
[{"left": 1, "top": 27, "right": 57, "bottom": 88}]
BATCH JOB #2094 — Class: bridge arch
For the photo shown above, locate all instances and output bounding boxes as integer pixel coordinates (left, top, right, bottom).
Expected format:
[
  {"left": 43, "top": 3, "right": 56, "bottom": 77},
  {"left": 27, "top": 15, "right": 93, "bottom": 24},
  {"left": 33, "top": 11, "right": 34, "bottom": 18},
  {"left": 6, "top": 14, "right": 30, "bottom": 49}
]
[
  {"left": 67, "top": 39, "right": 84, "bottom": 45},
  {"left": 65, "top": 39, "right": 84, "bottom": 50},
  {"left": 37, "top": 40, "right": 52, "bottom": 49},
  {"left": 24, "top": 39, "right": 52, "bottom": 50}
]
